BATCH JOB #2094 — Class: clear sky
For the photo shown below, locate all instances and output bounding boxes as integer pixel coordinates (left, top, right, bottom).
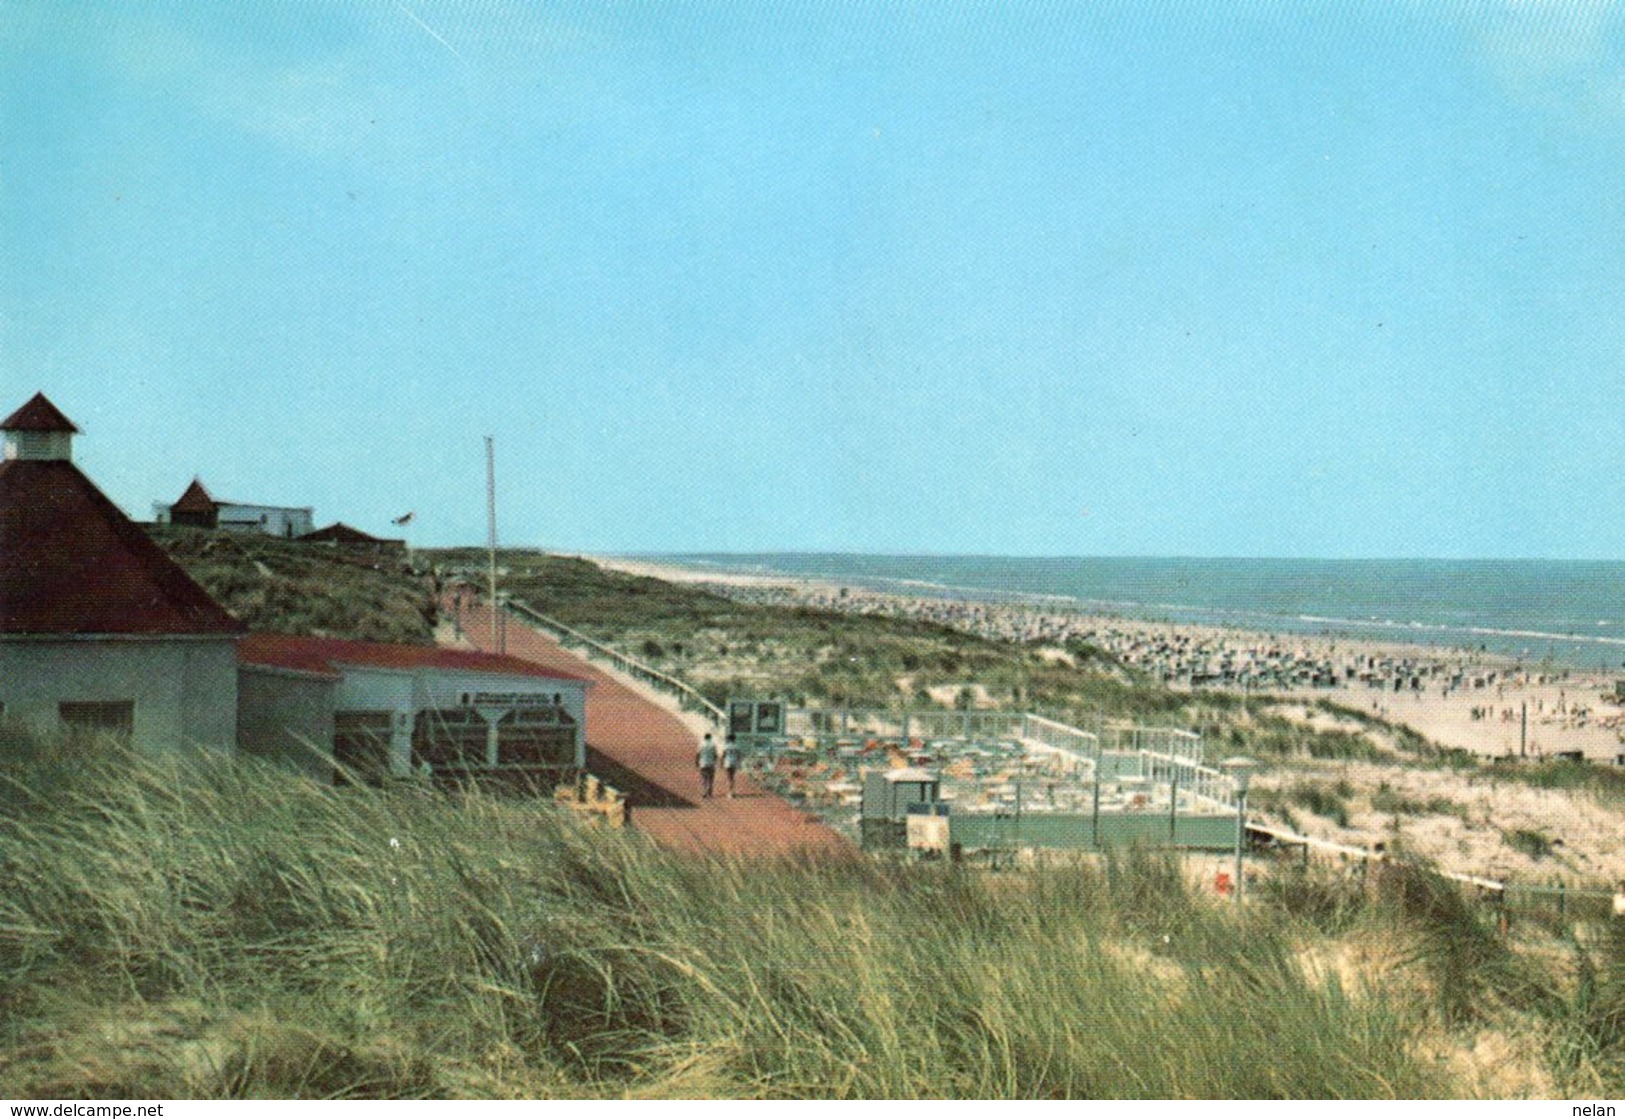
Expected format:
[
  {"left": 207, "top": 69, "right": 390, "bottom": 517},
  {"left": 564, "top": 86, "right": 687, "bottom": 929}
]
[{"left": 4, "top": 1, "right": 1622, "bottom": 558}]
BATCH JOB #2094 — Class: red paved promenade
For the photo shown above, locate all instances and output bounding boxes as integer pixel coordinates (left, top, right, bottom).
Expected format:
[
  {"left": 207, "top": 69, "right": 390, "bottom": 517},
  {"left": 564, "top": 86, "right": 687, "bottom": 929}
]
[{"left": 453, "top": 601, "right": 852, "bottom": 859}]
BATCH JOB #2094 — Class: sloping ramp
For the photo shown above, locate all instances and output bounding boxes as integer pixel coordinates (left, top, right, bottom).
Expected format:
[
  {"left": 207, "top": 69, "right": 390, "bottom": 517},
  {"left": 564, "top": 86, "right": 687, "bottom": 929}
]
[{"left": 454, "top": 601, "right": 852, "bottom": 859}]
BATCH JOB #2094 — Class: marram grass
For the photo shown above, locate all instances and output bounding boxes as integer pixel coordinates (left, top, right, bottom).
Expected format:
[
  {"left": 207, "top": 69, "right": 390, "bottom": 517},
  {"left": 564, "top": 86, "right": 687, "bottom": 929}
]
[{"left": 0, "top": 734, "right": 1617, "bottom": 1098}]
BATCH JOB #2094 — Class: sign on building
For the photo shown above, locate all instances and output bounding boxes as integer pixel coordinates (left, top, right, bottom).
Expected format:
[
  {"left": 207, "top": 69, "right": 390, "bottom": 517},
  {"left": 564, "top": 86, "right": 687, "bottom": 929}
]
[
  {"left": 728, "top": 699, "right": 783, "bottom": 738},
  {"left": 462, "top": 691, "right": 560, "bottom": 708}
]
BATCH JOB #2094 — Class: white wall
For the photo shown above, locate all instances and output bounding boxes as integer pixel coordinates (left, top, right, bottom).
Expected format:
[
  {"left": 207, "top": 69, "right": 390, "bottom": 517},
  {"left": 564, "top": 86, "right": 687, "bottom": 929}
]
[
  {"left": 5, "top": 431, "right": 72, "bottom": 461},
  {"left": 0, "top": 638, "right": 239, "bottom": 753},
  {"left": 217, "top": 504, "right": 315, "bottom": 538},
  {"left": 237, "top": 666, "right": 335, "bottom": 780}
]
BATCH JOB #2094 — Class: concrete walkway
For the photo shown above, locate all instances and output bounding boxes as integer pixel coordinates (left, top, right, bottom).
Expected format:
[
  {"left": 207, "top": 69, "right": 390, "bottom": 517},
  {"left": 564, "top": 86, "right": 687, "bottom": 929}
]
[{"left": 453, "top": 601, "right": 852, "bottom": 859}]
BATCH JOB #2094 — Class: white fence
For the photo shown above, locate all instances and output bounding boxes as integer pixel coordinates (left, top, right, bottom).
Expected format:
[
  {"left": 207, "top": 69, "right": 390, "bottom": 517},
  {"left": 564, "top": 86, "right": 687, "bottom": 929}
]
[
  {"left": 502, "top": 599, "right": 727, "bottom": 725},
  {"left": 1100, "top": 724, "right": 1203, "bottom": 762},
  {"left": 1021, "top": 713, "right": 1099, "bottom": 754},
  {"left": 1138, "top": 750, "right": 1239, "bottom": 812}
]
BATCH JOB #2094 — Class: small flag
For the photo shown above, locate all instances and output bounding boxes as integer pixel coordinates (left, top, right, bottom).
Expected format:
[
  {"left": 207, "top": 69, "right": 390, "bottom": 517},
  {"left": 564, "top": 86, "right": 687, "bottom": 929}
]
[{"left": 393, "top": 511, "right": 415, "bottom": 526}]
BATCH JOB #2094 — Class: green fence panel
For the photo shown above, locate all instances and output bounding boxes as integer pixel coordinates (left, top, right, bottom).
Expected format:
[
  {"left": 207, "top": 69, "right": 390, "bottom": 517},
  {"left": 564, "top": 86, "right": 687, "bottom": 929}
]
[{"left": 948, "top": 812, "right": 1237, "bottom": 851}]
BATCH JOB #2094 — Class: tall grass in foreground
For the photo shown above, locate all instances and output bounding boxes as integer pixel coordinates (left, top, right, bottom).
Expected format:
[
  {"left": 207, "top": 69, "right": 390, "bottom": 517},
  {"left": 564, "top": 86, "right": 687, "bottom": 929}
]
[{"left": 0, "top": 735, "right": 1617, "bottom": 1098}]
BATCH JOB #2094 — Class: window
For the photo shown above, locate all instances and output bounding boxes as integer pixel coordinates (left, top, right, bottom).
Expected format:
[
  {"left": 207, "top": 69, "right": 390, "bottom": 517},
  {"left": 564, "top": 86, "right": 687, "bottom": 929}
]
[
  {"left": 59, "top": 700, "right": 135, "bottom": 743},
  {"left": 497, "top": 706, "right": 576, "bottom": 768},
  {"left": 411, "top": 705, "right": 577, "bottom": 771},
  {"left": 412, "top": 708, "right": 489, "bottom": 771}
]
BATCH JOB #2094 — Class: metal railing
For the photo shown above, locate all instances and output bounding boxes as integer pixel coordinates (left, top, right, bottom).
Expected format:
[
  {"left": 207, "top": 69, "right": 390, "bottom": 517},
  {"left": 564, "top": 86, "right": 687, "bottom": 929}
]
[
  {"left": 781, "top": 708, "right": 1031, "bottom": 746},
  {"left": 907, "top": 710, "right": 1027, "bottom": 743},
  {"left": 1252, "top": 821, "right": 1506, "bottom": 891},
  {"left": 502, "top": 599, "right": 727, "bottom": 726},
  {"left": 1499, "top": 881, "right": 1620, "bottom": 921},
  {"left": 1249, "top": 821, "right": 1623, "bottom": 918},
  {"left": 1018, "top": 714, "right": 1101, "bottom": 775},
  {"left": 1020, "top": 713, "right": 1099, "bottom": 756},
  {"left": 1101, "top": 724, "right": 1203, "bottom": 762},
  {"left": 1139, "top": 750, "right": 1239, "bottom": 812}
]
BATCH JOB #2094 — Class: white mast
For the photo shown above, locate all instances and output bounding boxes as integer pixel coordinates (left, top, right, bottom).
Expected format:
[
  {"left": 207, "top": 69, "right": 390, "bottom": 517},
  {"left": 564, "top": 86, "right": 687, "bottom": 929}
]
[{"left": 486, "top": 435, "right": 502, "bottom": 654}]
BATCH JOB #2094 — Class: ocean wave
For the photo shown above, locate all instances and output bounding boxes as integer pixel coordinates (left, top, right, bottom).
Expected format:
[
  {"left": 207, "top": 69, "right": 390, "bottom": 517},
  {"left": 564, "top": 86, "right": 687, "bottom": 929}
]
[
  {"left": 679, "top": 554, "right": 1625, "bottom": 665},
  {"left": 867, "top": 583, "right": 1625, "bottom": 652}
]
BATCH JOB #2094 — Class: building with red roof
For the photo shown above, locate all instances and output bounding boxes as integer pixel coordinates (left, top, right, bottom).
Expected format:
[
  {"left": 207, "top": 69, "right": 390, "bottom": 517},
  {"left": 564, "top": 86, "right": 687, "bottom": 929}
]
[
  {"left": 0, "top": 394, "right": 244, "bottom": 752},
  {"left": 237, "top": 633, "right": 590, "bottom": 784},
  {"left": 2, "top": 392, "right": 80, "bottom": 461},
  {"left": 298, "top": 521, "right": 406, "bottom": 554},
  {"left": 2, "top": 392, "right": 590, "bottom": 786}
]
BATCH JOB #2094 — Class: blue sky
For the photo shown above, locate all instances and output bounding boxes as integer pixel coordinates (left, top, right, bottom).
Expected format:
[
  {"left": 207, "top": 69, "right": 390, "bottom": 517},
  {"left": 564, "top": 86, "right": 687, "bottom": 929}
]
[{"left": 4, "top": 1, "right": 1623, "bottom": 558}]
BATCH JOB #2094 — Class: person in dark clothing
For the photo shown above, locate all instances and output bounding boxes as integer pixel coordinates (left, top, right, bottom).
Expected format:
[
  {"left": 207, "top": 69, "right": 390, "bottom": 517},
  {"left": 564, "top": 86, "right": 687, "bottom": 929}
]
[{"left": 696, "top": 733, "right": 718, "bottom": 798}]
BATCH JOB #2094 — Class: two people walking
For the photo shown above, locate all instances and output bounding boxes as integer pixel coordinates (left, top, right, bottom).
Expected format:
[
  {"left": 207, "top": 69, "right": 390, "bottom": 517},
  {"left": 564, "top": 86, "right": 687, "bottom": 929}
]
[{"left": 696, "top": 732, "right": 741, "bottom": 798}]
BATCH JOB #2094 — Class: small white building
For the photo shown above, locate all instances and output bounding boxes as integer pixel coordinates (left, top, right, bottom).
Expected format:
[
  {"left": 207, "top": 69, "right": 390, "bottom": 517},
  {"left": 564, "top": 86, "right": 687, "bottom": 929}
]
[
  {"left": 238, "top": 634, "right": 591, "bottom": 786},
  {"left": 861, "top": 767, "right": 942, "bottom": 821},
  {"left": 154, "top": 477, "right": 315, "bottom": 538},
  {"left": 0, "top": 394, "right": 244, "bottom": 753}
]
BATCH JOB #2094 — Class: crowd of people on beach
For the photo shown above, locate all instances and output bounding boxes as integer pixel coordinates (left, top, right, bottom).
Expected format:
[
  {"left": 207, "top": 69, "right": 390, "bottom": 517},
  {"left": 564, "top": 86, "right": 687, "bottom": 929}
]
[{"left": 702, "top": 579, "right": 1534, "bottom": 699}]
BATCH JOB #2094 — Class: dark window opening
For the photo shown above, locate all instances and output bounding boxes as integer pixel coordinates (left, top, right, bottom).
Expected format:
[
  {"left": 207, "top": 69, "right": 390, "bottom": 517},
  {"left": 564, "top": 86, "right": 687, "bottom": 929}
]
[
  {"left": 411, "top": 705, "right": 576, "bottom": 773},
  {"left": 333, "top": 711, "right": 393, "bottom": 786},
  {"left": 59, "top": 700, "right": 135, "bottom": 743},
  {"left": 498, "top": 706, "right": 576, "bottom": 768},
  {"left": 411, "top": 708, "right": 488, "bottom": 770}
]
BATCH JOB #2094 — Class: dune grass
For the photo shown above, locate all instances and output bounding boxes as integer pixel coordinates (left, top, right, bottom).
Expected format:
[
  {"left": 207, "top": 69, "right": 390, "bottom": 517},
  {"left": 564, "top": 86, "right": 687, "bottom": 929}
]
[
  {"left": 151, "top": 525, "right": 437, "bottom": 644},
  {"left": 1486, "top": 758, "right": 1625, "bottom": 805},
  {"left": 5, "top": 728, "right": 1622, "bottom": 1099}
]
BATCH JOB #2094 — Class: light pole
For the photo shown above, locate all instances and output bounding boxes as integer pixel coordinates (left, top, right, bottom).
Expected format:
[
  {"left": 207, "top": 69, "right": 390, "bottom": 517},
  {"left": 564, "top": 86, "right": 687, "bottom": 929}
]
[
  {"left": 1091, "top": 732, "right": 1103, "bottom": 849},
  {"left": 1222, "top": 756, "right": 1257, "bottom": 903}
]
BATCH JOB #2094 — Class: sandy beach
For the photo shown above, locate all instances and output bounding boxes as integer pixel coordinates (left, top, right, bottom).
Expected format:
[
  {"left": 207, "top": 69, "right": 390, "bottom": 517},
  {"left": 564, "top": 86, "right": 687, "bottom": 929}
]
[{"left": 592, "top": 555, "right": 1625, "bottom": 765}]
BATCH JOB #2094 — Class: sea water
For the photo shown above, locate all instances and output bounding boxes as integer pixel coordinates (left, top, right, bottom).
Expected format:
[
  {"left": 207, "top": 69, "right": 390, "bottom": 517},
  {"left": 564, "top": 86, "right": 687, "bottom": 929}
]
[{"left": 654, "top": 554, "right": 1625, "bottom": 671}]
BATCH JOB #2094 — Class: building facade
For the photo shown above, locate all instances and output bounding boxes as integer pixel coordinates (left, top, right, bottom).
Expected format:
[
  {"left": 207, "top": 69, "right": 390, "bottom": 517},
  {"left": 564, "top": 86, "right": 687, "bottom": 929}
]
[
  {"left": 0, "top": 394, "right": 244, "bottom": 753},
  {"left": 154, "top": 478, "right": 315, "bottom": 538},
  {"left": 238, "top": 634, "right": 590, "bottom": 786}
]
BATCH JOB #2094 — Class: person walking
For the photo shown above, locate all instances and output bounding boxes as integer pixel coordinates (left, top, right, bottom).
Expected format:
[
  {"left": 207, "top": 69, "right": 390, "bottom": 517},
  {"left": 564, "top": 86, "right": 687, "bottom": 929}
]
[
  {"left": 696, "top": 733, "right": 718, "bottom": 799},
  {"left": 722, "top": 734, "right": 741, "bottom": 798}
]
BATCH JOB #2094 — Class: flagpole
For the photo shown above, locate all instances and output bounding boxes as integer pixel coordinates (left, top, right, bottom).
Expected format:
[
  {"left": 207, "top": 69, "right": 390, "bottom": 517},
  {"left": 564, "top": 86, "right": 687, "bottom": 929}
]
[{"left": 486, "top": 435, "right": 501, "bottom": 654}]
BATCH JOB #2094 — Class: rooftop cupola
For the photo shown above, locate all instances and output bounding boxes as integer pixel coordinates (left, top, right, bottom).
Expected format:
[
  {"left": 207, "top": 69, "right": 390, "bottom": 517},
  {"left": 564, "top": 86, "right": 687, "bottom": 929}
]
[{"left": 1, "top": 392, "right": 80, "bottom": 462}]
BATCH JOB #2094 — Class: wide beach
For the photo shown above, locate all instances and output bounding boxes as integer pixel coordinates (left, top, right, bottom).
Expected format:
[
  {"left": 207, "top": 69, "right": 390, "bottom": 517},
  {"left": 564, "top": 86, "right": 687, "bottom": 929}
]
[{"left": 593, "top": 555, "right": 1625, "bottom": 765}]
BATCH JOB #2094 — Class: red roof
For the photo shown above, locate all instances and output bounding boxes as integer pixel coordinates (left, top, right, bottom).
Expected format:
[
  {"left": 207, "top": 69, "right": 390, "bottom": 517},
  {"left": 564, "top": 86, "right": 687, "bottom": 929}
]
[
  {"left": 1, "top": 393, "right": 80, "bottom": 433},
  {"left": 170, "top": 478, "right": 218, "bottom": 514},
  {"left": 0, "top": 460, "right": 245, "bottom": 636},
  {"left": 238, "top": 632, "right": 592, "bottom": 686},
  {"left": 299, "top": 522, "right": 403, "bottom": 546}
]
